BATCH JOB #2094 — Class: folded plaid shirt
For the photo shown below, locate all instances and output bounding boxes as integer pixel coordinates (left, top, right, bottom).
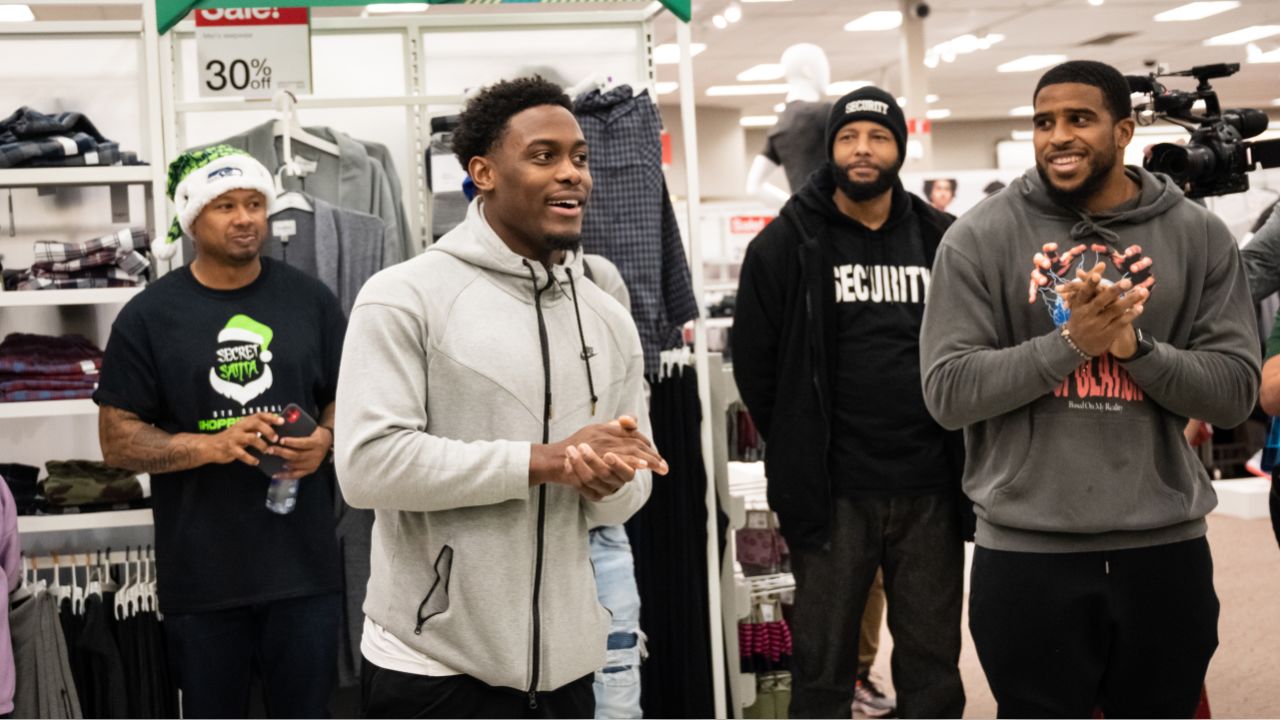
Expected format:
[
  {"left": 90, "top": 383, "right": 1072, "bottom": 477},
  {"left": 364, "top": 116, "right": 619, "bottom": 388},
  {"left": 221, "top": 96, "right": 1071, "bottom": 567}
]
[
  {"left": 34, "top": 227, "right": 148, "bottom": 263},
  {"left": 16, "top": 271, "right": 142, "bottom": 291},
  {"left": 0, "top": 378, "right": 98, "bottom": 393},
  {"left": 32, "top": 249, "right": 149, "bottom": 276},
  {"left": 0, "top": 107, "right": 117, "bottom": 169},
  {"left": 0, "top": 388, "right": 96, "bottom": 403}
]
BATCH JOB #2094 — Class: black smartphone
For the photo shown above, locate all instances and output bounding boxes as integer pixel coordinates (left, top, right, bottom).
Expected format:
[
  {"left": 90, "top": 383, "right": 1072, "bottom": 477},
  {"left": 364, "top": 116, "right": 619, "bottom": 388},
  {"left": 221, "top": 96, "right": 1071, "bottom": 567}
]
[{"left": 246, "top": 403, "right": 318, "bottom": 477}]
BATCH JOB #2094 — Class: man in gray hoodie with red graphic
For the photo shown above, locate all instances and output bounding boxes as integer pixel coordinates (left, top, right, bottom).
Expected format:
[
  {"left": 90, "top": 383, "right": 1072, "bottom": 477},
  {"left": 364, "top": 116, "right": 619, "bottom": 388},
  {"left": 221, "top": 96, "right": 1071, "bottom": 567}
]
[{"left": 921, "top": 60, "right": 1259, "bottom": 717}]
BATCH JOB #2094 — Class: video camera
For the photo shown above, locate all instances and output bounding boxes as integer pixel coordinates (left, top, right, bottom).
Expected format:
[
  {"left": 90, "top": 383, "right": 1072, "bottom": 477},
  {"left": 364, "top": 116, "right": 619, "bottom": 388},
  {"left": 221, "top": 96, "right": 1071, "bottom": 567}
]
[{"left": 1127, "top": 63, "right": 1280, "bottom": 198}]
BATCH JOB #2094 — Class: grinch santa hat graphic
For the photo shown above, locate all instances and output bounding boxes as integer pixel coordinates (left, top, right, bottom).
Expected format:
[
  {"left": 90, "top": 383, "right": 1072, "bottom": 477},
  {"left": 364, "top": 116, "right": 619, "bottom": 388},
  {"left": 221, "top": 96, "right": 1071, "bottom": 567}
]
[{"left": 210, "top": 314, "right": 275, "bottom": 406}]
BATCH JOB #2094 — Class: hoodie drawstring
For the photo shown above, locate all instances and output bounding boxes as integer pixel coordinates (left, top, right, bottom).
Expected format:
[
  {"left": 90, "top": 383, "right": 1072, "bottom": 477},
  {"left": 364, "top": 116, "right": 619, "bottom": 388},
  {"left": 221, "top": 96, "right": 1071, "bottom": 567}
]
[
  {"left": 565, "top": 268, "right": 599, "bottom": 416},
  {"left": 524, "top": 260, "right": 554, "bottom": 423}
]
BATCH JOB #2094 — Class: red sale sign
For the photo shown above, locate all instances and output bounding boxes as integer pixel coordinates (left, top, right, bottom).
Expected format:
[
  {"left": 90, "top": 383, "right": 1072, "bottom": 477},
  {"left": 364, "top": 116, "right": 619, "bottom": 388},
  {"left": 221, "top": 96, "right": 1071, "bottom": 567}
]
[
  {"left": 195, "top": 7, "right": 309, "bottom": 26},
  {"left": 730, "top": 216, "right": 775, "bottom": 235}
]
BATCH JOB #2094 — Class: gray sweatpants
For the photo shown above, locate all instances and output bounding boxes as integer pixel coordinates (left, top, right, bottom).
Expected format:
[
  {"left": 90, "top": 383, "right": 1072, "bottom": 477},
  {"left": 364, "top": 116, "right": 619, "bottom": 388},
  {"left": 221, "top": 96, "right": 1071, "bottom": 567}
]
[{"left": 788, "top": 492, "right": 965, "bottom": 719}]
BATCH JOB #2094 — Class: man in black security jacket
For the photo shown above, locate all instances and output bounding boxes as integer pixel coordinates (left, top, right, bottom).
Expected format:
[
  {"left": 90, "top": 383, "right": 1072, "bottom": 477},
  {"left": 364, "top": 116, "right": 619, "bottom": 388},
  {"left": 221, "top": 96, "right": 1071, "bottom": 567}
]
[{"left": 732, "top": 87, "right": 965, "bottom": 719}]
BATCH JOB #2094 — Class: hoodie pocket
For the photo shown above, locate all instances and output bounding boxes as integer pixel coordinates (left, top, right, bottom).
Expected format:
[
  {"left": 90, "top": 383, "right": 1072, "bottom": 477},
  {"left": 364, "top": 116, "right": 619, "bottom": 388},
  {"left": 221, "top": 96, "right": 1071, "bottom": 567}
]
[
  {"left": 414, "top": 545, "right": 453, "bottom": 635},
  {"left": 988, "top": 416, "right": 1188, "bottom": 534}
]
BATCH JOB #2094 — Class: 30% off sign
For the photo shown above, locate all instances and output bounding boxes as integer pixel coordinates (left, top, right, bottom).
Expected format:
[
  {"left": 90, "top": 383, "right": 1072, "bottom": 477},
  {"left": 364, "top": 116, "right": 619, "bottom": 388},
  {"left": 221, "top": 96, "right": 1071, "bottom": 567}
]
[{"left": 195, "top": 8, "right": 312, "bottom": 99}]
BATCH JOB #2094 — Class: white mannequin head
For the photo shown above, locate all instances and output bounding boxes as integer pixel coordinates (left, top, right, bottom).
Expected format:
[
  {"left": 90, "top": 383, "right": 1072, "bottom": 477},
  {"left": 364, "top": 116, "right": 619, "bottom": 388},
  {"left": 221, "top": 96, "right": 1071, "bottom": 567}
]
[{"left": 780, "top": 43, "right": 830, "bottom": 103}]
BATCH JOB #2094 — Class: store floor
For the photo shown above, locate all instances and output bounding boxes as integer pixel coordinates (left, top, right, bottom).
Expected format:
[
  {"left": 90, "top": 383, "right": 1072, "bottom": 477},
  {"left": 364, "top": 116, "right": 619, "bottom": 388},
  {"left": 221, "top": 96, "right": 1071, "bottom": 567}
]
[{"left": 867, "top": 514, "right": 1280, "bottom": 719}]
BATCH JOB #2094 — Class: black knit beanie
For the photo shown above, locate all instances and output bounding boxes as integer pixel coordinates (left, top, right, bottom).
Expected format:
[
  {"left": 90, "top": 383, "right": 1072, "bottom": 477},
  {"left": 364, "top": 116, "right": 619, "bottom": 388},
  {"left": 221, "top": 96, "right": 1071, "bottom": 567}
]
[{"left": 826, "top": 86, "right": 907, "bottom": 163}]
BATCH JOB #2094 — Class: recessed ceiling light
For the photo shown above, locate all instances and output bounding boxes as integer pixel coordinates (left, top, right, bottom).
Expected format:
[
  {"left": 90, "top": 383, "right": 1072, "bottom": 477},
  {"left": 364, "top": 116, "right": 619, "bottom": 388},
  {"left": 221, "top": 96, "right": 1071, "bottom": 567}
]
[
  {"left": 707, "top": 83, "right": 791, "bottom": 96},
  {"left": 741, "top": 115, "right": 779, "bottom": 128},
  {"left": 774, "top": 102, "right": 787, "bottom": 112},
  {"left": 997, "top": 54, "right": 1068, "bottom": 72},
  {"left": 0, "top": 4, "right": 34, "bottom": 21},
  {"left": 845, "top": 11, "right": 902, "bottom": 32},
  {"left": 1154, "top": 1, "right": 1239, "bottom": 21},
  {"left": 1088, "top": 0, "right": 1104, "bottom": 6},
  {"left": 895, "top": 94, "right": 939, "bottom": 107},
  {"left": 724, "top": 3, "right": 743, "bottom": 23},
  {"left": 1203, "top": 25, "right": 1280, "bottom": 45},
  {"left": 654, "top": 43, "right": 706, "bottom": 65},
  {"left": 737, "top": 63, "right": 785, "bottom": 82},
  {"left": 655, "top": 82, "right": 679, "bottom": 95},
  {"left": 927, "top": 108, "right": 952, "bottom": 120},
  {"left": 1273, "top": 98, "right": 1280, "bottom": 107},
  {"left": 827, "top": 80, "right": 873, "bottom": 95},
  {"left": 1010, "top": 105, "right": 1035, "bottom": 116},
  {"left": 365, "top": 3, "right": 429, "bottom": 13},
  {"left": 712, "top": 14, "right": 729, "bottom": 29},
  {"left": 741, "top": 0, "right": 792, "bottom": 3}
]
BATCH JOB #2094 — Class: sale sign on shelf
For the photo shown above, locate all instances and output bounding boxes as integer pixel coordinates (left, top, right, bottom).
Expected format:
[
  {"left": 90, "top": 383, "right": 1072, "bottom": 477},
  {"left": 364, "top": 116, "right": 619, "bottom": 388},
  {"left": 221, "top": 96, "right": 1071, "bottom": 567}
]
[{"left": 195, "top": 7, "right": 311, "bottom": 99}]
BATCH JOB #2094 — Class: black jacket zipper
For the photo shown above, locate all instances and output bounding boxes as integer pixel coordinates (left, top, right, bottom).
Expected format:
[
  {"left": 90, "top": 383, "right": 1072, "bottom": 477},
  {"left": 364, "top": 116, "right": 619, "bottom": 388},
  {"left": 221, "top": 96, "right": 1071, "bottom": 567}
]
[
  {"left": 797, "top": 232, "right": 835, "bottom": 551},
  {"left": 527, "top": 264, "right": 555, "bottom": 708}
]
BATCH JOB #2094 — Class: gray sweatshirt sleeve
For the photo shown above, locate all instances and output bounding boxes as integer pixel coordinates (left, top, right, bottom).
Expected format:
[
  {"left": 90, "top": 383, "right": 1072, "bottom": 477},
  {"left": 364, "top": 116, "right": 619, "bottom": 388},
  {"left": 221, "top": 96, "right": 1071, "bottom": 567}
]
[
  {"left": 335, "top": 302, "right": 532, "bottom": 512},
  {"left": 582, "top": 348, "right": 653, "bottom": 527},
  {"left": 920, "top": 236, "right": 1086, "bottom": 430},
  {"left": 1120, "top": 217, "right": 1261, "bottom": 428},
  {"left": 1241, "top": 205, "right": 1280, "bottom": 303}
]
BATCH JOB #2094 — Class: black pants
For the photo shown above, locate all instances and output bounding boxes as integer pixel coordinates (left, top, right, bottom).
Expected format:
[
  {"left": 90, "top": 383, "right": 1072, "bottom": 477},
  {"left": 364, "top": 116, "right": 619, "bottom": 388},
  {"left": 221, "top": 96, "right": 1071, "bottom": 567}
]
[
  {"left": 164, "top": 592, "right": 342, "bottom": 719},
  {"left": 970, "top": 537, "right": 1219, "bottom": 719},
  {"left": 360, "top": 658, "right": 594, "bottom": 719},
  {"left": 788, "top": 493, "right": 965, "bottom": 719}
]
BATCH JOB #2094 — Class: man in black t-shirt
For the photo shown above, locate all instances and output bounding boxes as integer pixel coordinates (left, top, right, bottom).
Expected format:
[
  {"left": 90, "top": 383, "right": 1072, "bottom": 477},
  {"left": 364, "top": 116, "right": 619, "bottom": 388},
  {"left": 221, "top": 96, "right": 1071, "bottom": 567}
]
[
  {"left": 94, "top": 147, "right": 346, "bottom": 718},
  {"left": 733, "top": 88, "right": 966, "bottom": 719}
]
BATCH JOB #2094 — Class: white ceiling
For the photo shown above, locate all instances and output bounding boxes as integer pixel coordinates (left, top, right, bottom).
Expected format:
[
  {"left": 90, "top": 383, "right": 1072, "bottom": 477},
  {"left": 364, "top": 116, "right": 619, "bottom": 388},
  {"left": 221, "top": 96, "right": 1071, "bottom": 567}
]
[{"left": 652, "top": 0, "right": 1280, "bottom": 122}]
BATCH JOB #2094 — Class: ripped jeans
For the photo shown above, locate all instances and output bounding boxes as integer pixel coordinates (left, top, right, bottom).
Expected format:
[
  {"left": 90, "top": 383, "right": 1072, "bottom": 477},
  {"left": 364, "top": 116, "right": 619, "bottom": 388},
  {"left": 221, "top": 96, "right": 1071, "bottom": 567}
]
[{"left": 589, "top": 525, "right": 644, "bottom": 719}]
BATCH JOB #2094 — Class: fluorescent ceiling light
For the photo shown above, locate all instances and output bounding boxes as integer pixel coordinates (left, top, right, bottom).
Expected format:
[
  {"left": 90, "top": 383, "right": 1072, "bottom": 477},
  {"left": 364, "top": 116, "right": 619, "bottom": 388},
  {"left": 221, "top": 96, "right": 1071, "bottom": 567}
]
[
  {"left": 741, "top": 115, "right": 779, "bottom": 128},
  {"left": 712, "top": 14, "right": 728, "bottom": 29},
  {"left": 927, "top": 108, "right": 952, "bottom": 120},
  {"left": 737, "top": 63, "right": 785, "bottom": 82},
  {"left": 655, "top": 81, "right": 679, "bottom": 95},
  {"left": 707, "top": 83, "right": 791, "bottom": 96},
  {"left": 0, "top": 4, "right": 34, "bottom": 21},
  {"left": 365, "top": 3, "right": 429, "bottom": 13},
  {"left": 1273, "top": 98, "right": 1280, "bottom": 107},
  {"left": 827, "top": 80, "right": 873, "bottom": 95},
  {"left": 895, "top": 94, "right": 939, "bottom": 107},
  {"left": 1088, "top": 0, "right": 1104, "bottom": 6},
  {"left": 724, "top": 3, "right": 742, "bottom": 22},
  {"left": 654, "top": 43, "right": 705, "bottom": 64},
  {"left": 845, "top": 11, "right": 902, "bottom": 32},
  {"left": 1203, "top": 25, "right": 1280, "bottom": 45},
  {"left": 1154, "top": 1, "right": 1239, "bottom": 21},
  {"left": 1010, "top": 105, "right": 1035, "bottom": 116},
  {"left": 1247, "top": 43, "right": 1280, "bottom": 63},
  {"left": 773, "top": 102, "right": 787, "bottom": 112},
  {"left": 925, "top": 33, "right": 1004, "bottom": 67},
  {"left": 998, "top": 54, "right": 1068, "bottom": 72}
]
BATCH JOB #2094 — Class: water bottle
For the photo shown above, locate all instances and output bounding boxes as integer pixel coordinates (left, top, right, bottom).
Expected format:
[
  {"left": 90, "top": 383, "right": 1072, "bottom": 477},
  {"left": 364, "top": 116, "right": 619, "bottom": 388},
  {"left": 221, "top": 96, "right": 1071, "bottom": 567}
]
[{"left": 266, "top": 477, "right": 299, "bottom": 514}]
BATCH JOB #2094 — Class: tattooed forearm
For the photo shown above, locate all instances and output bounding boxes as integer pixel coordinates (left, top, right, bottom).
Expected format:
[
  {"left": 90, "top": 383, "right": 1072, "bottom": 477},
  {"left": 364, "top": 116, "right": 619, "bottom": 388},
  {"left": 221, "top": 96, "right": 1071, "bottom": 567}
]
[{"left": 99, "top": 405, "right": 205, "bottom": 474}]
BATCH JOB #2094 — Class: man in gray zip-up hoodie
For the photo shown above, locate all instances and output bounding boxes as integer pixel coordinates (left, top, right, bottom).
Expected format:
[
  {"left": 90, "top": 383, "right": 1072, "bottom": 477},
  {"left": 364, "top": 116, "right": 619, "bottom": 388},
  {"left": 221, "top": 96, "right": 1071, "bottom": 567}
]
[
  {"left": 920, "top": 61, "right": 1259, "bottom": 717},
  {"left": 335, "top": 77, "right": 663, "bottom": 718}
]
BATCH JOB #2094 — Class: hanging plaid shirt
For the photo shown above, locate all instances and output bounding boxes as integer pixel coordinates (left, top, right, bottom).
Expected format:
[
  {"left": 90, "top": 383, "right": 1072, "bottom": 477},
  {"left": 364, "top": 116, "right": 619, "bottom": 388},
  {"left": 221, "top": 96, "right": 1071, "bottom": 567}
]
[{"left": 574, "top": 86, "right": 699, "bottom": 374}]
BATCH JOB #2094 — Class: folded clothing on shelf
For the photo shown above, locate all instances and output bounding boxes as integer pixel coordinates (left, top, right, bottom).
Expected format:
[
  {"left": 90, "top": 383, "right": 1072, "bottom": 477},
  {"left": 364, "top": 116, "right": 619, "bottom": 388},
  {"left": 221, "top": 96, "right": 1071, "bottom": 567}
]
[
  {"left": 0, "top": 106, "right": 141, "bottom": 169},
  {"left": 11, "top": 228, "right": 151, "bottom": 291},
  {"left": 40, "top": 460, "right": 143, "bottom": 508},
  {"left": 0, "top": 462, "right": 41, "bottom": 515},
  {"left": 0, "top": 332, "right": 102, "bottom": 402}
]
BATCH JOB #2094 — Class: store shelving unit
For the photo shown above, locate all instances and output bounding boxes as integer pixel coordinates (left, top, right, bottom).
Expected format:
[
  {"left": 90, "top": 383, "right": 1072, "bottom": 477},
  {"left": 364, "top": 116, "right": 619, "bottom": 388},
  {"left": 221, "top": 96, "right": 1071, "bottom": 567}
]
[{"left": 2, "top": 0, "right": 165, "bottom": 553}]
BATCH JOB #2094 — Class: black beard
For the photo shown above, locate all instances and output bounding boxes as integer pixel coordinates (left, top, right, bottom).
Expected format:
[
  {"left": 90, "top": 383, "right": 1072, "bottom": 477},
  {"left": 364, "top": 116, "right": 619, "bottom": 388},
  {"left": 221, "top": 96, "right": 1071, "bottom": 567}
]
[
  {"left": 830, "top": 158, "right": 901, "bottom": 202},
  {"left": 1037, "top": 148, "right": 1115, "bottom": 210},
  {"left": 544, "top": 234, "right": 582, "bottom": 253}
]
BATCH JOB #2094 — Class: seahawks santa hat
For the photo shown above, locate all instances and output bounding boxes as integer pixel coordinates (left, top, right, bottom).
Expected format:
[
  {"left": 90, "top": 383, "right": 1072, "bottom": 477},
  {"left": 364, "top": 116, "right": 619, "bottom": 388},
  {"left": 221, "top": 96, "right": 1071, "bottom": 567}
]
[{"left": 153, "top": 145, "right": 276, "bottom": 260}]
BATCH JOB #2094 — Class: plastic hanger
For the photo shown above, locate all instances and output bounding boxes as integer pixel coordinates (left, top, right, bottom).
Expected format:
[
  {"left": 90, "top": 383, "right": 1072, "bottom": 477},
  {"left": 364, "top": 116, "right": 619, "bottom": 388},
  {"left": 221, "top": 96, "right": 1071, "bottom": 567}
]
[
  {"left": 114, "top": 547, "right": 134, "bottom": 620},
  {"left": 272, "top": 90, "right": 339, "bottom": 166}
]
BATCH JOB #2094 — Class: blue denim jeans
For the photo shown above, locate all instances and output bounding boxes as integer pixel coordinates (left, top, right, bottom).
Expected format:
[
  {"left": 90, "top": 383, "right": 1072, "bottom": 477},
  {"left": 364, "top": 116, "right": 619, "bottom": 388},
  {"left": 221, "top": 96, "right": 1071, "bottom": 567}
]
[{"left": 589, "top": 525, "right": 643, "bottom": 719}]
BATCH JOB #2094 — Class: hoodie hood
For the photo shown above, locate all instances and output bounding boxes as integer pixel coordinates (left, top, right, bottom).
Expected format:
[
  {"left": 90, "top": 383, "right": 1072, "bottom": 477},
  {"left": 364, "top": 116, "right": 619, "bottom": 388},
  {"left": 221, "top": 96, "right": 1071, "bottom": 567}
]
[
  {"left": 1015, "top": 164, "right": 1185, "bottom": 248},
  {"left": 787, "top": 165, "right": 914, "bottom": 236},
  {"left": 428, "top": 198, "right": 584, "bottom": 305}
]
